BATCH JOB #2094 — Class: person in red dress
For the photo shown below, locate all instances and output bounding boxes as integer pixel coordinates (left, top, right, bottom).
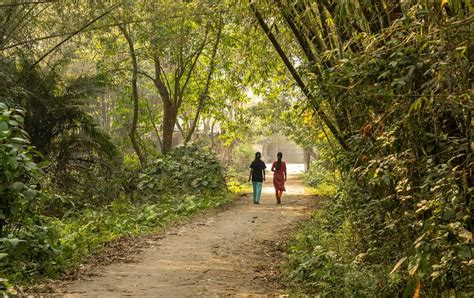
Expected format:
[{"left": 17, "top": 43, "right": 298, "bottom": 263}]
[{"left": 271, "top": 152, "right": 287, "bottom": 204}]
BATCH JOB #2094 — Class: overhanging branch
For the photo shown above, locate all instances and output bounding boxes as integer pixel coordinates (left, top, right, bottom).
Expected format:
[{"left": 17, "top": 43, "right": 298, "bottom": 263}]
[{"left": 250, "top": 2, "right": 349, "bottom": 151}]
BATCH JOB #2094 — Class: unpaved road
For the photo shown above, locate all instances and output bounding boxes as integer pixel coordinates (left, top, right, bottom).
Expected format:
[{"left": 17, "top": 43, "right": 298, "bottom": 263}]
[{"left": 63, "top": 176, "right": 317, "bottom": 297}]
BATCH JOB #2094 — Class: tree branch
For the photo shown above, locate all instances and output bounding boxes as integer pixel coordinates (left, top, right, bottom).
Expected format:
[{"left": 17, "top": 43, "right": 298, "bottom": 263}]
[
  {"left": 184, "top": 16, "right": 223, "bottom": 144},
  {"left": 17, "top": 3, "right": 119, "bottom": 83},
  {"left": 118, "top": 23, "right": 146, "bottom": 166},
  {"left": 144, "top": 97, "right": 163, "bottom": 151},
  {"left": 178, "top": 23, "right": 210, "bottom": 107},
  {"left": 250, "top": 2, "right": 349, "bottom": 151}
]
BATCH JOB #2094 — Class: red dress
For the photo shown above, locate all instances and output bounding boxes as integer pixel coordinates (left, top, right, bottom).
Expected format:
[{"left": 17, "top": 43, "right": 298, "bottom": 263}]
[{"left": 272, "top": 161, "right": 286, "bottom": 191}]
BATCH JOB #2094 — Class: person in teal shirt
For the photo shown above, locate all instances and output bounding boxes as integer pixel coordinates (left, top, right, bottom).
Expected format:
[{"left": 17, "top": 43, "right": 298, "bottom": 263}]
[{"left": 248, "top": 152, "right": 266, "bottom": 204}]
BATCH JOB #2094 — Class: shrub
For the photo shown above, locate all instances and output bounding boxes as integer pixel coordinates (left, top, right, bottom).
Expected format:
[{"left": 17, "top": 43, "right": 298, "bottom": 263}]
[
  {"left": 138, "top": 144, "right": 227, "bottom": 199},
  {"left": 303, "top": 160, "right": 338, "bottom": 197},
  {"left": 0, "top": 103, "right": 57, "bottom": 292},
  {"left": 0, "top": 103, "right": 40, "bottom": 234},
  {"left": 287, "top": 6, "right": 473, "bottom": 296},
  {"left": 284, "top": 199, "right": 401, "bottom": 297}
]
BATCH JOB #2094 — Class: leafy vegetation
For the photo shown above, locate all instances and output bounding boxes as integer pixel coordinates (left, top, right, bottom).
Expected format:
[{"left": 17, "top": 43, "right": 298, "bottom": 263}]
[
  {"left": 0, "top": 104, "right": 39, "bottom": 236},
  {"left": 0, "top": 134, "right": 231, "bottom": 287},
  {"left": 252, "top": 1, "right": 473, "bottom": 296},
  {"left": 0, "top": 0, "right": 472, "bottom": 296},
  {"left": 3, "top": 192, "right": 231, "bottom": 285},
  {"left": 1, "top": 2, "right": 252, "bottom": 290},
  {"left": 138, "top": 144, "right": 226, "bottom": 200},
  {"left": 285, "top": 205, "right": 384, "bottom": 297}
]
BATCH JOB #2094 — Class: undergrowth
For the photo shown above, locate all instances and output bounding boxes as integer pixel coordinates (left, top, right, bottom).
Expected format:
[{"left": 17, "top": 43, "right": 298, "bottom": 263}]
[
  {"left": 4, "top": 192, "right": 232, "bottom": 287},
  {"left": 303, "top": 160, "right": 338, "bottom": 197},
  {"left": 286, "top": 158, "right": 473, "bottom": 296},
  {"left": 0, "top": 138, "right": 237, "bottom": 294},
  {"left": 285, "top": 161, "right": 401, "bottom": 296},
  {"left": 283, "top": 197, "right": 402, "bottom": 297}
]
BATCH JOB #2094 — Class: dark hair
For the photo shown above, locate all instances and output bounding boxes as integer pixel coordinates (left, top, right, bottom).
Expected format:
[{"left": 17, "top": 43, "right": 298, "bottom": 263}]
[
  {"left": 276, "top": 152, "right": 283, "bottom": 170},
  {"left": 255, "top": 152, "right": 261, "bottom": 161}
]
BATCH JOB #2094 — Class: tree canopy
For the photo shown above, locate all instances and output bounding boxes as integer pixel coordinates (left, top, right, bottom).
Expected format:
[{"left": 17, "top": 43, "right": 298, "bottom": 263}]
[{"left": 0, "top": 0, "right": 472, "bottom": 296}]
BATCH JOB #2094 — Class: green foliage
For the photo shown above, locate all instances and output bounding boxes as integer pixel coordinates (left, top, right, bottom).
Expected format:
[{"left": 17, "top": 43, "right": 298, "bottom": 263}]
[
  {"left": 330, "top": 18, "right": 472, "bottom": 295},
  {"left": 0, "top": 140, "right": 231, "bottom": 286},
  {"left": 0, "top": 109, "right": 232, "bottom": 286},
  {"left": 19, "top": 65, "right": 119, "bottom": 197},
  {"left": 0, "top": 103, "right": 39, "bottom": 233},
  {"left": 1, "top": 0, "right": 471, "bottom": 295},
  {"left": 138, "top": 144, "right": 226, "bottom": 199},
  {"left": 1, "top": 0, "right": 271, "bottom": 292},
  {"left": 48, "top": 192, "right": 231, "bottom": 273},
  {"left": 230, "top": 143, "right": 255, "bottom": 173},
  {"left": 0, "top": 58, "right": 119, "bottom": 205},
  {"left": 225, "top": 166, "right": 251, "bottom": 194},
  {"left": 277, "top": 1, "right": 473, "bottom": 296},
  {"left": 1, "top": 218, "right": 60, "bottom": 282},
  {"left": 1, "top": 191, "right": 231, "bottom": 284},
  {"left": 303, "top": 160, "right": 338, "bottom": 197},
  {"left": 0, "top": 103, "right": 47, "bottom": 293},
  {"left": 284, "top": 202, "right": 401, "bottom": 297}
]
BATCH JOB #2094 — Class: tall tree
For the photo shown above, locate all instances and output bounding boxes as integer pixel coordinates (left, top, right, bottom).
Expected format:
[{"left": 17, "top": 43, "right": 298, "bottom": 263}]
[{"left": 118, "top": 23, "right": 146, "bottom": 166}]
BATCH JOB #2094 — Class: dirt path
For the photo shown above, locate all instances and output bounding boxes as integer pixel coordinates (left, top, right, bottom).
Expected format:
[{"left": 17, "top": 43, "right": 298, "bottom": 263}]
[{"left": 63, "top": 176, "right": 317, "bottom": 297}]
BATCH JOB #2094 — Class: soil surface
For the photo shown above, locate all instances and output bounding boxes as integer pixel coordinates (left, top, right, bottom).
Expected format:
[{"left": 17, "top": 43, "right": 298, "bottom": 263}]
[{"left": 62, "top": 176, "right": 318, "bottom": 297}]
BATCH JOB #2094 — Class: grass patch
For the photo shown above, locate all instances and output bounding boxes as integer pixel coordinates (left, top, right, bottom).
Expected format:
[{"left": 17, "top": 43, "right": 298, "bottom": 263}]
[{"left": 303, "top": 181, "right": 337, "bottom": 197}]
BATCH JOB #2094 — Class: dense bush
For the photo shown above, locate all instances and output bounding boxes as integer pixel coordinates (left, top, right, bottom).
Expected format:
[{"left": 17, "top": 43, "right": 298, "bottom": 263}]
[
  {"left": 0, "top": 103, "right": 40, "bottom": 235},
  {"left": 0, "top": 59, "right": 122, "bottom": 211},
  {"left": 284, "top": 196, "right": 405, "bottom": 297},
  {"left": 0, "top": 103, "right": 53, "bottom": 293},
  {"left": 231, "top": 143, "right": 255, "bottom": 173},
  {"left": 303, "top": 160, "right": 338, "bottom": 197},
  {"left": 285, "top": 205, "right": 379, "bottom": 296},
  {"left": 283, "top": 3, "right": 473, "bottom": 296},
  {"left": 0, "top": 136, "right": 232, "bottom": 287},
  {"left": 138, "top": 144, "right": 227, "bottom": 199}
]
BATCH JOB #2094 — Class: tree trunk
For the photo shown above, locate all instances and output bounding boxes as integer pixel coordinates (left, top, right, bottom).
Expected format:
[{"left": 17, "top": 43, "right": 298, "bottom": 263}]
[
  {"left": 210, "top": 121, "right": 215, "bottom": 150},
  {"left": 119, "top": 24, "right": 146, "bottom": 166},
  {"left": 144, "top": 97, "right": 163, "bottom": 152},
  {"left": 152, "top": 24, "right": 208, "bottom": 154},
  {"left": 176, "top": 120, "right": 186, "bottom": 139},
  {"left": 162, "top": 100, "right": 178, "bottom": 154},
  {"left": 203, "top": 118, "right": 210, "bottom": 135},
  {"left": 223, "top": 142, "right": 234, "bottom": 166},
  {"left": 152, "top": 54, "right": 176, "bottom": 154},
  {"left": 304, "top": 148, "right": 311, "bottom": 172}
]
